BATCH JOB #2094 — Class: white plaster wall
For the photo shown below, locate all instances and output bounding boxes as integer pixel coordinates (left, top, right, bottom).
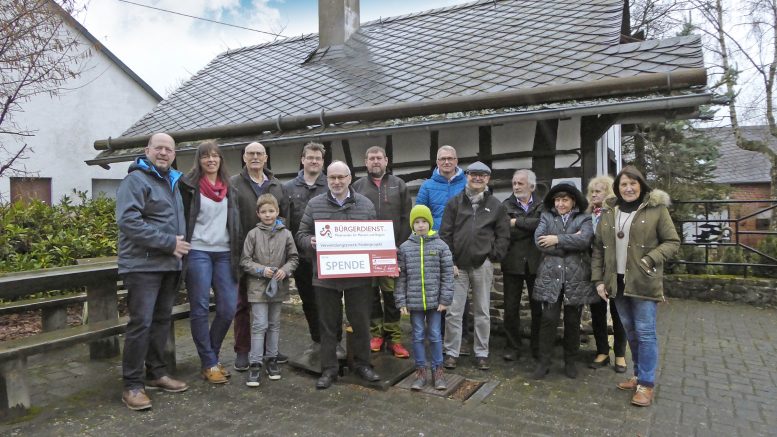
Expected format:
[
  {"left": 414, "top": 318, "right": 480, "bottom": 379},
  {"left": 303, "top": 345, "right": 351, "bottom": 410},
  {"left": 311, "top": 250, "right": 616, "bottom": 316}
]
[
  {"left": 492, "top": 120, "right": 535, "bottom": 171},
  {"left": 438, "top": 126, "right": 479, "bottom": 159},
  {"left": 0, "top": 23, "right": 159, "bottom": 203},
  {"left": 555, "top": 117, "right": 581, "bottom": 168}
]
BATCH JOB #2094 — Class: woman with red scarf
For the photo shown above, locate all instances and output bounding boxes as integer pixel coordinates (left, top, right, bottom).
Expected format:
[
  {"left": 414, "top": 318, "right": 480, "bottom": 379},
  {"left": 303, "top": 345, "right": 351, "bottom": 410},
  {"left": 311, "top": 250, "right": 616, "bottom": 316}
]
[{"left": 181, "top": 141, "right": 241, "bottom": 384}]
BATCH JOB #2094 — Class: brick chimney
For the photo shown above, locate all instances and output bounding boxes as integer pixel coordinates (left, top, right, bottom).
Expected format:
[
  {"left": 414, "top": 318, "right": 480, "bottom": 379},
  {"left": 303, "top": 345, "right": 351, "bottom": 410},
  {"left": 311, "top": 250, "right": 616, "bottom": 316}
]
[{"left": 318, "top": 0, "right": 360, "bottom": 49}]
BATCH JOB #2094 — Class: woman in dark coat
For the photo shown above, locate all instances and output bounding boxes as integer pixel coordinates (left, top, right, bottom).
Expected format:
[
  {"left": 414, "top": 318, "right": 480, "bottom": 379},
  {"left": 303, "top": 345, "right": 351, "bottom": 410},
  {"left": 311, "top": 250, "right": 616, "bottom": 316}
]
[{"left": 532, "top": 183, "right": 596, "bottom": 380}]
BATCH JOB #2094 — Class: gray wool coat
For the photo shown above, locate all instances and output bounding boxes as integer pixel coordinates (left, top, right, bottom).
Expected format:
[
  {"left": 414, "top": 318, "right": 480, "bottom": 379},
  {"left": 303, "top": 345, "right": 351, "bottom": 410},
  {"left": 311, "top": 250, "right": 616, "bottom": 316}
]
[
  {"left": 395, "top": 232, "right": 454, "bottom": 312},
  {"left": 533, "top": 208, "right": 597, "bottom": 305}
]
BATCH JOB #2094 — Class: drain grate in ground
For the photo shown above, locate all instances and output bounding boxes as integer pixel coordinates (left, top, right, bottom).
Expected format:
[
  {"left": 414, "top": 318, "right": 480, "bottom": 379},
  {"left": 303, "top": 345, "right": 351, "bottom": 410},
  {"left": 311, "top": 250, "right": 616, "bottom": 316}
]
[{"left": 394, "top": 372, "right": 490, "bottom": 401}]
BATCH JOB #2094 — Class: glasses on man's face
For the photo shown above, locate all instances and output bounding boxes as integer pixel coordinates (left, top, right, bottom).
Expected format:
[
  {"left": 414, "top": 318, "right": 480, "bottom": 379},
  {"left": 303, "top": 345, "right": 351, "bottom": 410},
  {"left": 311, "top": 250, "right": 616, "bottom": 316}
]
[
  {"left": 304, "top": 156, "right": 323, "bottom": 162},
  {"left": 437, "top": 157, "right": 457, "bottom": 162},
  {"left": 327, "top": 174, "right": 350, "bottom": 182},
  {"left": 245, "top": 151, "right": 266, "bottom": 157},
  {"left": 468, "top": 173, "right": 489, "bottom": 180}
]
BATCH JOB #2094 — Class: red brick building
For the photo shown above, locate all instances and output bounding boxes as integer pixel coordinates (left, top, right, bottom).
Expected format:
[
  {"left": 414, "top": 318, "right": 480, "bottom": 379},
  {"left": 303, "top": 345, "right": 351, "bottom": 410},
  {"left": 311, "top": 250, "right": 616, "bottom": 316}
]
[{"left": 705, "top": 126, "right": 776, "bottom": 248}]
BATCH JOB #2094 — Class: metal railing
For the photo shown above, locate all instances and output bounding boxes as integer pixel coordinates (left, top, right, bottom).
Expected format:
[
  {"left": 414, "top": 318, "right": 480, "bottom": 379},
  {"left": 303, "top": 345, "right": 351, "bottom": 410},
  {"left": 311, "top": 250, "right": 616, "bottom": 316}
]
[{"left": 670, "top": 199, "right": 777, "bottom": 277}]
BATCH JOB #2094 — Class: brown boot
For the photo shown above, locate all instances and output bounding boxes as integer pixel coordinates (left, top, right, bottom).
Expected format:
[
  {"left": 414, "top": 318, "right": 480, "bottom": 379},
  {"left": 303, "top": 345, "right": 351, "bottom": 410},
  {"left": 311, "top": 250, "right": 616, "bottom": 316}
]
[
  {"left": 146, "top": 375, "right": 189, "bottom": 393},
  {"left": 617, "top": 376, "right": 638, "bottom": 391},
  {"left": 122, "top": 388, "right": 151, "bottom": 411},
  {"left": 202, "top": 366, "right": 228, "bottom": 384},
  {"left": 631, "top": 385, "right": 654, "bottom": 406}
]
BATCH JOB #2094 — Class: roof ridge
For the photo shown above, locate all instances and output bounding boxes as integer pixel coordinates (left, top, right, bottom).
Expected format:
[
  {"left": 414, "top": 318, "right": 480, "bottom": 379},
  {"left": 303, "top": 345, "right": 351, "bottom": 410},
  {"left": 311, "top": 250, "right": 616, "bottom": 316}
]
[{"left": 219, "top": 0, "right": 622, "bottom": 58}]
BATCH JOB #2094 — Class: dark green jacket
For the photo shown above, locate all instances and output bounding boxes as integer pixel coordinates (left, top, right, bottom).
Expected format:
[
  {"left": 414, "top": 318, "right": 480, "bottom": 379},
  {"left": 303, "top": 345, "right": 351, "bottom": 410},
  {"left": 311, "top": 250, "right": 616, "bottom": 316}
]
[
  {"left": 351, "top": 173, "right": 412, "bottom": 246},
  {"left": 591, "top": 189, "right": 680, "bottom": 301}
]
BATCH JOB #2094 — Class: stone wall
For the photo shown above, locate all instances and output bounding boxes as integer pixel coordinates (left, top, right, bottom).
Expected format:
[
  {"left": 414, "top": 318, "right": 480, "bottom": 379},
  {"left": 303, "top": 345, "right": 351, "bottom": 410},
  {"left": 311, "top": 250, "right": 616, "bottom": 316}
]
[{"left": 664, "top": 275, "right": 777, "bottom": 307}]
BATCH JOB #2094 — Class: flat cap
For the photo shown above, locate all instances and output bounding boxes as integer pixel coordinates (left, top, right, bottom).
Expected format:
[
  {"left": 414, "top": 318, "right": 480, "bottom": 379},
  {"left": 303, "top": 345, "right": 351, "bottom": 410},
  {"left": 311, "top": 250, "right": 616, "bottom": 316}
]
[{"left": 466, "top": 161, "right": 491, "bottom": 175}]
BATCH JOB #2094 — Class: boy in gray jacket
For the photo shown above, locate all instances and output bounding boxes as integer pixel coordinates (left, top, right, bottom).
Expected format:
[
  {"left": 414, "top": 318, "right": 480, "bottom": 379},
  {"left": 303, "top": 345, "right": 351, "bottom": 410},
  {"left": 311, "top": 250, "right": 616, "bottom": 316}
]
[{"left": 395, "top": 205, "right": 454, "bottom": 391}]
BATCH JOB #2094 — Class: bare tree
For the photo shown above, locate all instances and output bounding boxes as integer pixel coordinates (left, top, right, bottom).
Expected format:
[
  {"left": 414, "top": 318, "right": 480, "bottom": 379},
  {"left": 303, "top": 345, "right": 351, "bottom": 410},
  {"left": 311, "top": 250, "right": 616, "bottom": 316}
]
[
  {"left": 628, "top": 0, "right": 682, "bottom": 39},
  {"left": 0, "top": 0, "right": 90, "bottom": 179},
  {"left": 689, "top": 0, "right": 777, "bottom": 228}
]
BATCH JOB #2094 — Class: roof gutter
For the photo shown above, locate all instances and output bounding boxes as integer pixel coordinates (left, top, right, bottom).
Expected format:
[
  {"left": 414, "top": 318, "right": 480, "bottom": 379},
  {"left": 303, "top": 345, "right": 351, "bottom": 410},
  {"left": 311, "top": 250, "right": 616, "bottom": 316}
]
[
  {"left": 94, "top": 68, "right": 707, "bottom": 151},
  {"left": 86, "top": 92, "right": 713, "bottom": 166}
]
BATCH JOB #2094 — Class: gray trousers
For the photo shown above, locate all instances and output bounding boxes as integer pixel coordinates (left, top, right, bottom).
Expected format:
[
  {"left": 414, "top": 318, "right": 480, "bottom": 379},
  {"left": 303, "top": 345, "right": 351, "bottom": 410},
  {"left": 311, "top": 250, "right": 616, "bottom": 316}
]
[
  {"left": 249, "top": 302, "right": 281, "bottom": 363},
  {"left": 444, "top": 259, "right": 493, "bottom": 358}
]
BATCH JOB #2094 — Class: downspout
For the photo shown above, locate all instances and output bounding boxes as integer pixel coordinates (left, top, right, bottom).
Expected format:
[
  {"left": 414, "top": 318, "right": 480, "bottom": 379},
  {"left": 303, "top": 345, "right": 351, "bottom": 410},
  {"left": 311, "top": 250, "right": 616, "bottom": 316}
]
[{"left": 93, "top": 68, "right": 707, "bottom": 151}]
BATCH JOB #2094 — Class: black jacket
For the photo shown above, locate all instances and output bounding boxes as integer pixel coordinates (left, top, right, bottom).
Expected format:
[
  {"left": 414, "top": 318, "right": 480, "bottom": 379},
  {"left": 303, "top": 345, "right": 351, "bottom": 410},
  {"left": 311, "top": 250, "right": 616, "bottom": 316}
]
[
  {"left": 296, "top": 189, "right": 377, "bottom": 290},
  {"left": 179, "top": 175, "right": 242, "bottom": 279},
  {"left": 351, "top": 173, "right": 412, "bottom": 246},
  {"left": 501, "top": 193, "right": 543, "bottom": 275},
  {"left": 439, "top": 189, "right": 510, "bottom": 269},
  {"left": 229, "top": 167, "right": 289, "bottom": 246},
  {"left": 283, "top": 170, "right": 328, "bottom": 236}
]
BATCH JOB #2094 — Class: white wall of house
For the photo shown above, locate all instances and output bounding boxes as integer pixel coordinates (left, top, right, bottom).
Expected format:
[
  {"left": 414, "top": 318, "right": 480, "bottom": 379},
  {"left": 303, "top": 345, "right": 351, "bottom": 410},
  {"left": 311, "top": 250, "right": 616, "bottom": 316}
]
[{"left": 0, "top": 21, "right": 159, "bottom": 203}]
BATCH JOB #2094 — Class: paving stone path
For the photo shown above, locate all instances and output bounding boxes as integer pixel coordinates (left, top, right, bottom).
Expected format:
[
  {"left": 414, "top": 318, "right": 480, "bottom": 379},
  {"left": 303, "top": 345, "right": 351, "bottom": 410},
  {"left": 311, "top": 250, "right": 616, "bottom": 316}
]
[{"left": 1, "top": 299, "right": 775, "bottom": 436}]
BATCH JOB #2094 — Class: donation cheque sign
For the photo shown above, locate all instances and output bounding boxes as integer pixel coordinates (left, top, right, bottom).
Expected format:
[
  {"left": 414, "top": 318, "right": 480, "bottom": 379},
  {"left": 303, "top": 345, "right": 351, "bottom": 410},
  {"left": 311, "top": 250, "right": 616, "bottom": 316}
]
[{"left": 315, "top": 220, "right": 397, "bottom": 279}]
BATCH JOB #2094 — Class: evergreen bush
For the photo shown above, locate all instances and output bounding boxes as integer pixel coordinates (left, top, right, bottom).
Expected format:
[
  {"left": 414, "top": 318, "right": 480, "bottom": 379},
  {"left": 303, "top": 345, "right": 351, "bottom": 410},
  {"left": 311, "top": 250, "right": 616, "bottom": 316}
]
[{"left": 0, "top": 190, "right": 117, "bottom": 273}]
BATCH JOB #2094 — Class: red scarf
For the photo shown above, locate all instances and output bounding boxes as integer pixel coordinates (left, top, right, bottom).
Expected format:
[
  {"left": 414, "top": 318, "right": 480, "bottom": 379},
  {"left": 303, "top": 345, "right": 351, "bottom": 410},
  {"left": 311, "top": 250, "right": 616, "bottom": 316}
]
[{"left": 199, "top": 176, "right": 227, "bottom": 202}]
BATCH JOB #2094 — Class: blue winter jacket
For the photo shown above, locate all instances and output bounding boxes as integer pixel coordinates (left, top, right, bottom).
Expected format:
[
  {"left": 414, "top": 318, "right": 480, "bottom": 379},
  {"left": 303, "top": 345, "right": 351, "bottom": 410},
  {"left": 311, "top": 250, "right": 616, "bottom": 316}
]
[{"left": 415, "top": 167, "right": 466, "bottom": 231}]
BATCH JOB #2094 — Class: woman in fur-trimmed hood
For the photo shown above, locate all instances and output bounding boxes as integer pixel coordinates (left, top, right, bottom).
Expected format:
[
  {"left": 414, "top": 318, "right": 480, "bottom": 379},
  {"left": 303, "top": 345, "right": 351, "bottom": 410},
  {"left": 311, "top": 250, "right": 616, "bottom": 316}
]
[{"left": 591, "top": 165, "right": 680, "bottom": 408}]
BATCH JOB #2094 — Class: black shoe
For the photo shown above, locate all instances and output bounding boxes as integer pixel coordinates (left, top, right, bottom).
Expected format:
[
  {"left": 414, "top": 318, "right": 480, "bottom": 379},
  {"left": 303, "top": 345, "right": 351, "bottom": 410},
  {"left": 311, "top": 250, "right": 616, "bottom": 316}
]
[
  {"left": 565, "top": 361, "right": 578, "bottom": 379},
  {"left": 477, "top": 357, "right": 490, "bottom": 371},
  {"left": 246, "top": 362, "right": 262, "bottom": 387},
  {"left": 589, "top": 356, "right": 611, "bottom": 369},
  {"left": 503, "top": 350, "right": 519, "bottom": 361},
  {"left": 355, "top": 366, "right": 380, "bottom": 382},
  {"left": 316, "top": 372, "right": 337, "bottom": 389},
  {"left": 614, "top": 357, "right": 627, "bottom": 373},
  {"left": 276, "top": 352, "right": 288, "bottom": 364},
  {"left": 265, "top": 358, "right": 281, "bottom": 380},
  {"left": 531, "top": 362, "right": 549, "bottom": 380},
  {"left": 234, "top": 353, "right": 250, "bottom": 372},
  {"left": 443, "top": 355, "right": 457, "bottom": 369}
]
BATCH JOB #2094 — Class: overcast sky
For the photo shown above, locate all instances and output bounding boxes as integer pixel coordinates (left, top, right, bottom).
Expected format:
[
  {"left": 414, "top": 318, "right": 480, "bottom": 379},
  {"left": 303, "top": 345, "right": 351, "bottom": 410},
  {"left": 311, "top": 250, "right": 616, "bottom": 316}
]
[{"left": 73, "top": 0, "right": 462, "bottom": 97}]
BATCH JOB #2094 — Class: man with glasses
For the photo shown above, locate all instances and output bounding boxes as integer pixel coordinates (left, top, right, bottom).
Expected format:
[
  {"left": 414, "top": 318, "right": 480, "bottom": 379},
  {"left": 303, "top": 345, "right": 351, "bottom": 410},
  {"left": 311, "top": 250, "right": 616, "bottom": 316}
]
[
  {"left": 116, "top": 133, "right": 191, "bottom": 410},
  {"left": 416, "top": 145, "right": 466, "bottom": 231},
  {"left": 351, "top": 146, "right": 412, "bottom": 358},
  {"left": 231, "top": 142, "right": 289, "bottom": 371},
  {"left": 296, "top": 161, "right": 381, "bottom": 389},
  {"left": 284, "top": 142, "right": 344, "bottom": 359},
  {"left": 439, "top": 162, "right": 510, "bottom": 371}
]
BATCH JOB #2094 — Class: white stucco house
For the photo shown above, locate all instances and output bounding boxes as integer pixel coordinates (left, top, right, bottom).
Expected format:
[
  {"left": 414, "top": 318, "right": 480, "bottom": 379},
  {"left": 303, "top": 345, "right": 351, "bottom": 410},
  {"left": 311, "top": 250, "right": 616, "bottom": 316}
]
[{"left": 0, "top": 2, "right": 161, "bottom": 204}]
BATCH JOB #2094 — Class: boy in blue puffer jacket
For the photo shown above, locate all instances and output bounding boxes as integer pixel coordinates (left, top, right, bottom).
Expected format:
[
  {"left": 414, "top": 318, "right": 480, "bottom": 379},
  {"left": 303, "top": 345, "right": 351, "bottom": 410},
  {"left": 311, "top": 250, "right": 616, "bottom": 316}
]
[{"left": 395, "top": 205, "right": 454, "bottom": 391}]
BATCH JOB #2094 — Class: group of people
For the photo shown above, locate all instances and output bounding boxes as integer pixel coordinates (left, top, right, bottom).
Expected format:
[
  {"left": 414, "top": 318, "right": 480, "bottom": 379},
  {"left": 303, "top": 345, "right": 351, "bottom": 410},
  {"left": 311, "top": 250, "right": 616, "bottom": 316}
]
[{"left": 115, "top": 133, "right": 678, "bottom": 412}]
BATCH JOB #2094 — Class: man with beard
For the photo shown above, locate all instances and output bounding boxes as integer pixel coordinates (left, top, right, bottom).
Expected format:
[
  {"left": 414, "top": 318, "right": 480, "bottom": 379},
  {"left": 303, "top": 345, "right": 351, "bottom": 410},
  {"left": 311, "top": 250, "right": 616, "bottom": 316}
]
[{"left": 351, "top": 146, "right": 412, "bottom": 358}]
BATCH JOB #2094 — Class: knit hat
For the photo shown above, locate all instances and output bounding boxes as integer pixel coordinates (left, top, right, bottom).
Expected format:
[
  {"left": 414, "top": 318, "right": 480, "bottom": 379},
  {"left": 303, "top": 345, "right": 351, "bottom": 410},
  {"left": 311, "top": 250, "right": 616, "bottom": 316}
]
[
  {"left": 466, "top": 161, "right": 491, "bottom": 175},
  {"left": 409, "top": 204, "right": 433, "bottom": 229}
]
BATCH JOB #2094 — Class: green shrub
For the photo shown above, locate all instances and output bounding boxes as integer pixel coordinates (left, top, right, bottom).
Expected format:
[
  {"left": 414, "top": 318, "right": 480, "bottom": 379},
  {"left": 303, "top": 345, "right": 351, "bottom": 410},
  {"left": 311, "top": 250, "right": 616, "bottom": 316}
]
[
  {"left": 718, "top": 246, "right": 747, "bottom": 275},
  {"left": 751, "top": 236, "right": 777, "bottom": 278},
  {"left": 0, "top": 190, "right": 117, "bottom": 273}
]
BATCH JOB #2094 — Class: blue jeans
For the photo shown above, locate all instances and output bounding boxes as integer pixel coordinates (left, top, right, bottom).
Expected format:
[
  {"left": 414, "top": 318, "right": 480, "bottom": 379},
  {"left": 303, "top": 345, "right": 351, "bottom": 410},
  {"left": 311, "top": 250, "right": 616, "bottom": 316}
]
[
  {"left": 614, "top": 293, "right": 659, "bottom": 387},
  {"left": 410, "top": 310, "right": 443, "bottom": 369},
  {"left": 185, "top": 250, "right": 238, "bottom": 369},
  {"left": 249, "top": 302, "right": 282, "bottom": 363},
  {"left": 122, "top": 271, "right": 179, "bottom": 389}
]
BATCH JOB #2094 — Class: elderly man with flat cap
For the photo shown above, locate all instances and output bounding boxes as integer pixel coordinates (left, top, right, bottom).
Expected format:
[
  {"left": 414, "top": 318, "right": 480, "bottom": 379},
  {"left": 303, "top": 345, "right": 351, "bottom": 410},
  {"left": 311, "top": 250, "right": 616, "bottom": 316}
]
[{"left": 439, "top": 161, "right": 510, "bottom": 371}]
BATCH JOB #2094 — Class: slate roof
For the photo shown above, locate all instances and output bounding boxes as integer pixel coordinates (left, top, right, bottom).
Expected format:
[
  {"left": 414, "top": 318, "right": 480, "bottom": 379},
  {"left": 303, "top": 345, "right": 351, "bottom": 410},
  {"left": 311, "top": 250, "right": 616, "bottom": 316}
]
[
  {"left": 119, "top": 0, "right": 704, "bottom": 138},
  {"left": 704, "top": 126, "right": 777, "bottom": 184}
]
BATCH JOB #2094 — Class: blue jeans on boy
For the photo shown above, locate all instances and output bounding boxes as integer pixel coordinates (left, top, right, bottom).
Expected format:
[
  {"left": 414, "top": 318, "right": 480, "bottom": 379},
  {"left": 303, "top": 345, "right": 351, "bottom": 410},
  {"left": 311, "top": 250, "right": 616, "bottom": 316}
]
[
  {"left": 185, "top": 249, "right": 238, "bottom": 369},
  {"left": 410, "top": 310, "right": 443, "bottom": 369},
  {"left": 614, "top": 291, "right": 658, "bottom": 387}
]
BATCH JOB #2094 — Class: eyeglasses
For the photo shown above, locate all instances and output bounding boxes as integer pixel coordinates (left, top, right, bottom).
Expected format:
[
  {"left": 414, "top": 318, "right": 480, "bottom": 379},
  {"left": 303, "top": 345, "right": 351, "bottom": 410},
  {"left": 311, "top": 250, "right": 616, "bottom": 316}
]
[
  {"left": 327, "top": 174, "right": 350, "bottom": 181},
  {"left": 467, "top": 173, "right": 489, "bottom": 180},
  {"left": 437, "top": 157, "right": 457, "bottom": 162},
  {"left": 304, "top": 156, "right": 323, "bottom": 162},
  {"left": 245, "top": 151, "right": 266, "bottom": 157}
]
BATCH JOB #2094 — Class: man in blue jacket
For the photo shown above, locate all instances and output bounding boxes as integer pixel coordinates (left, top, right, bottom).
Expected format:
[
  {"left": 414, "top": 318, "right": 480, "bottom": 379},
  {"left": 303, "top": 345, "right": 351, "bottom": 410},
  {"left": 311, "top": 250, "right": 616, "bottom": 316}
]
[
  {"left": 415, "top": 145, "right": 466, "bottom": 231},
  {"left": 116, "top": 133, "right": 191, "bottom": 410}
]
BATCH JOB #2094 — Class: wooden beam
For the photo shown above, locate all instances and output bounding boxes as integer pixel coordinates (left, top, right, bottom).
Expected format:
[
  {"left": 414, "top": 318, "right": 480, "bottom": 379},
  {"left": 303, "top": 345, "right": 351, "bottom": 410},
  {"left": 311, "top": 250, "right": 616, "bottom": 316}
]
[
  {"left": 478, "top": 125, "right": 492, "bottom": 167},
  {"left": 532, "top": 120, "right": 558, "bottom": 183}
]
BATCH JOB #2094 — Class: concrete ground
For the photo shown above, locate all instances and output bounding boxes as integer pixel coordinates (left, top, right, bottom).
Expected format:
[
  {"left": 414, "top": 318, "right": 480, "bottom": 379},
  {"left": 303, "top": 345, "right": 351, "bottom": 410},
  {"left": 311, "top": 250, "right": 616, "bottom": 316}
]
[{"left": 1, "top": 299, "right": 775, "bottom": 436}]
